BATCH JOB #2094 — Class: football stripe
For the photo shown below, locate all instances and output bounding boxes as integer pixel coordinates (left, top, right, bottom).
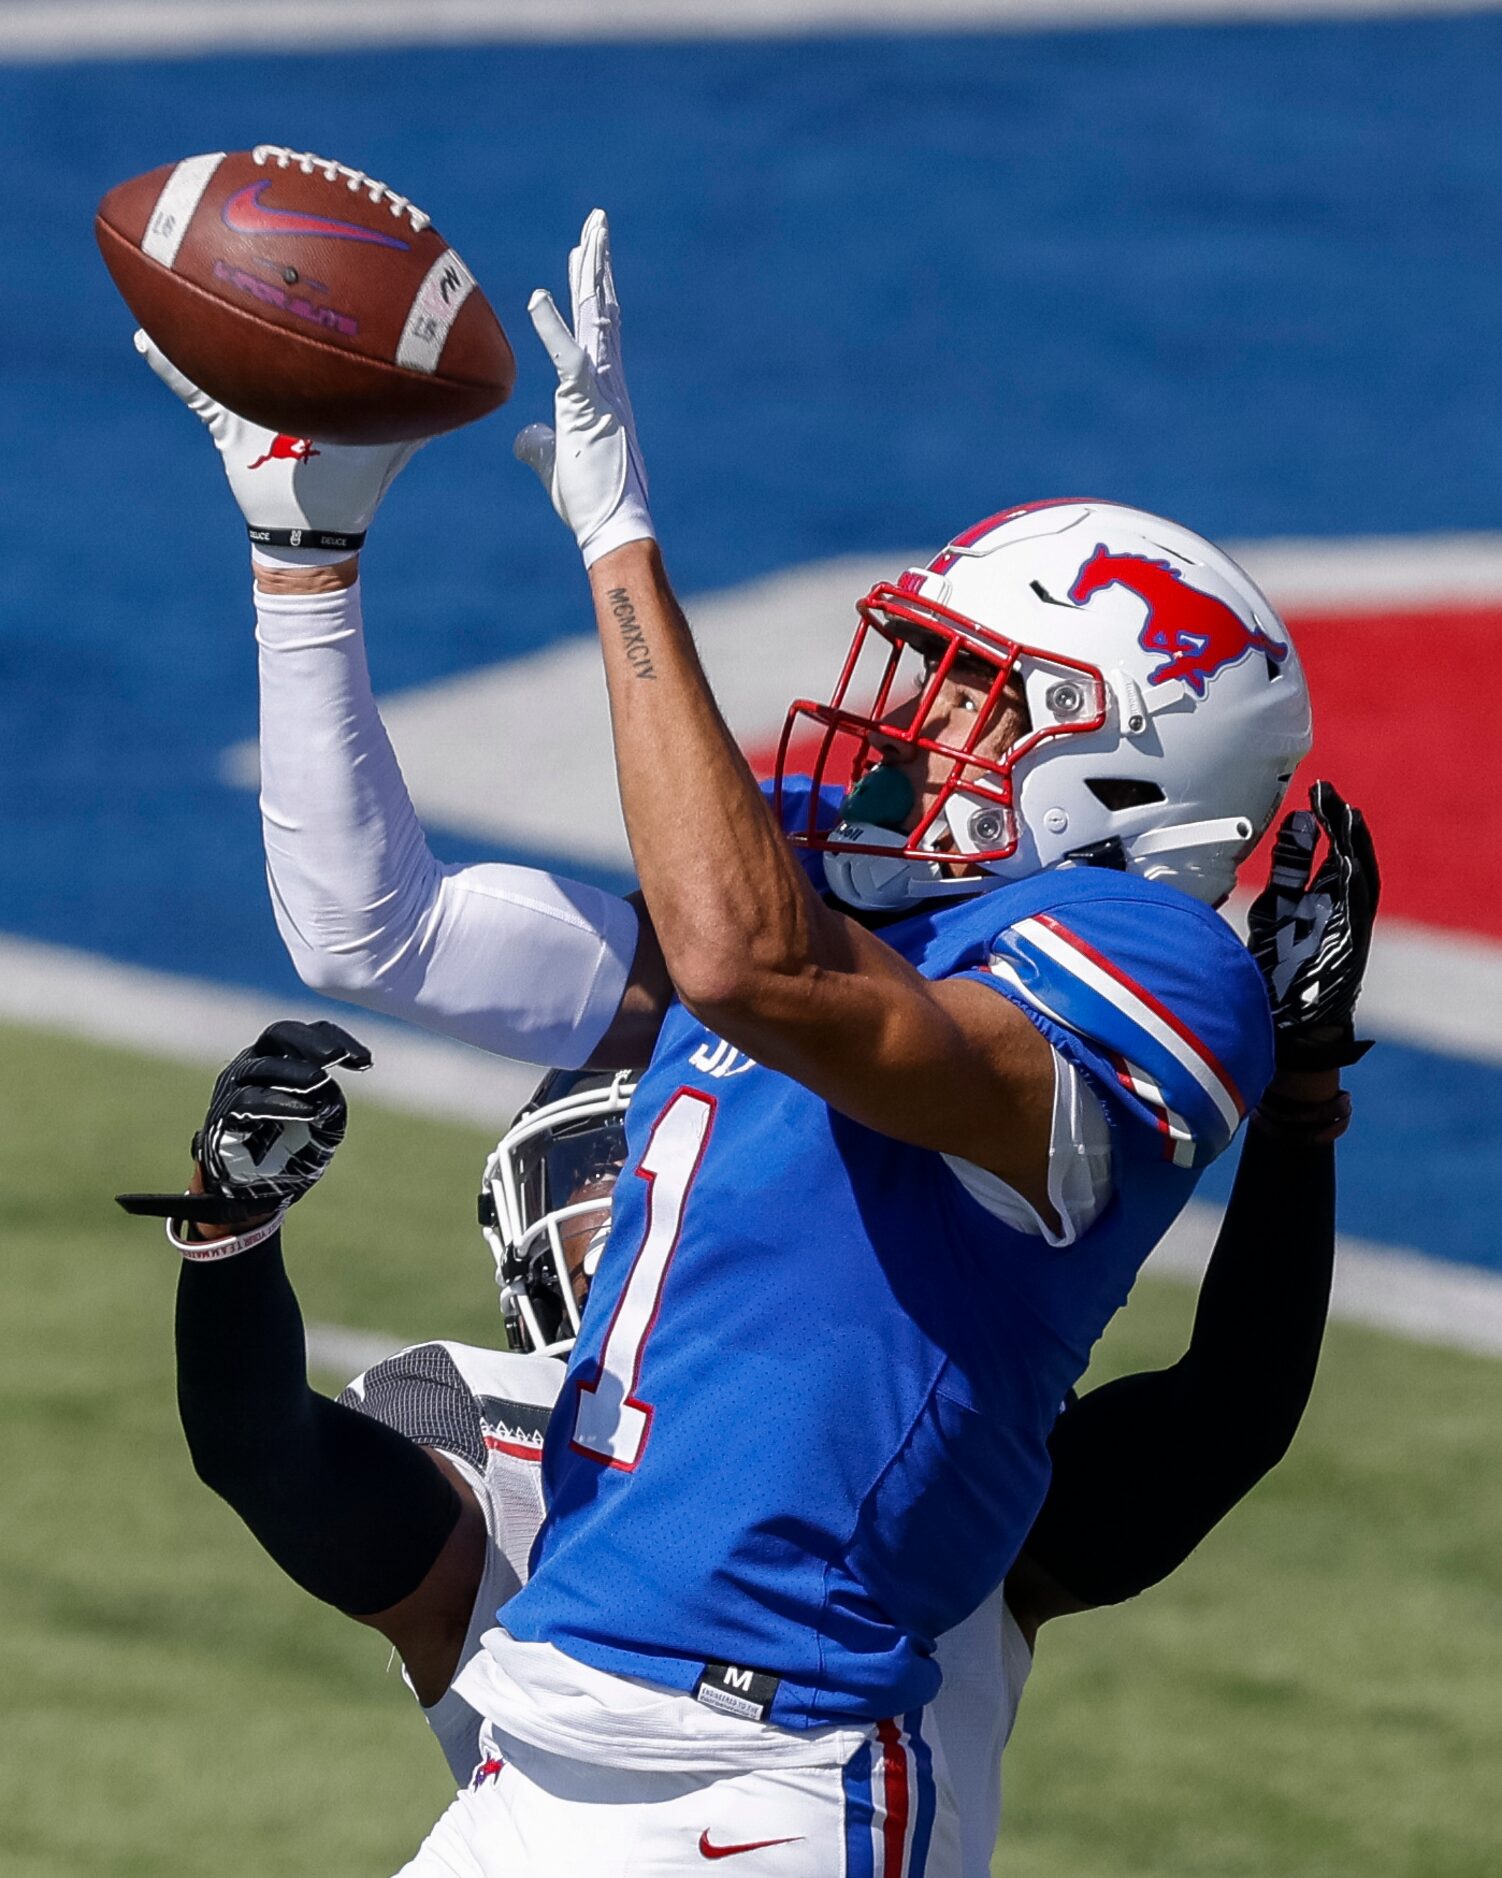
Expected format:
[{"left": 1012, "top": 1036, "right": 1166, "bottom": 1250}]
[
  {"left": 1108, "top": 1049, "right": 1198, "bottom": 1166},
  {"left": 1018, "top": 914, "right": 1245, "bottom": 1133},
  {"left": 985, "top": 951, "right": 1208, "bottom": 1158},
  {"left": 841, "top": 1739, "right": 875, "bottom": 1878},
  {"left": 396, "top": 248, "right": 477, "bottom": 374},
  {"left": 902, "top": 1711, "right": 937, "bottom": 1877},
  {"left": 142, "top": 152, "right": 225, "bottom": 268}
]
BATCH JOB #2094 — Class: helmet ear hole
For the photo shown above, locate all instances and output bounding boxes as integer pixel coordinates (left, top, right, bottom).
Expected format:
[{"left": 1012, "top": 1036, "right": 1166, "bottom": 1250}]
[{"left": 1085, "top": 778, "right": 1165, "bottom": 812}]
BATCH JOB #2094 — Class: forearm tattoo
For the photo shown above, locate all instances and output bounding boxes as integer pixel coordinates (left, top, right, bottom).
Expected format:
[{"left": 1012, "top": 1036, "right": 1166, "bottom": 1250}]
[{"left": 606, "top": 587, "right": 657, "bottom": 680}]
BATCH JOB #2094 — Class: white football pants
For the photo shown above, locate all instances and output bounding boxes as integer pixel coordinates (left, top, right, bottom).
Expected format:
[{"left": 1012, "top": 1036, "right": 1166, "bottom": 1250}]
[{"left": 393, "top": 1714, "right": 960, "bottom": 1877}]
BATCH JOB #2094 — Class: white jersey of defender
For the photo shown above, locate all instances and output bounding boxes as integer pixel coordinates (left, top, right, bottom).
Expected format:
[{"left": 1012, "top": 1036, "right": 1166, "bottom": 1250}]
[
  {"left": 338, "top": 1340, "right": 561, "bottom": 1783},
  {"left": 342, "top": 1339, "right": 1031, "bottom": 1874}
]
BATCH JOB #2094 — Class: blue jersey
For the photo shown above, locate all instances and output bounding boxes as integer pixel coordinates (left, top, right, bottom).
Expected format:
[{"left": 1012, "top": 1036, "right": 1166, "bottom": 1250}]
[{"left": 502, "top": 799, "right": 1272, "bottom": 1729}]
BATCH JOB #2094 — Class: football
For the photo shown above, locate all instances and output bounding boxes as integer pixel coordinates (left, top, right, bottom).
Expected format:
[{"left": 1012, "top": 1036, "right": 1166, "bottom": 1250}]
[{"left": 95, "top": 145, "right": 515, "bottom": 444}]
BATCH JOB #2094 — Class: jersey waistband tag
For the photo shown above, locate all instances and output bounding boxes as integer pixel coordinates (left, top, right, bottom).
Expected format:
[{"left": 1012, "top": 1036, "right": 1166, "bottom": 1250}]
[{"left": 693, "top": 1662, "right": 781, "bottom": 1724}]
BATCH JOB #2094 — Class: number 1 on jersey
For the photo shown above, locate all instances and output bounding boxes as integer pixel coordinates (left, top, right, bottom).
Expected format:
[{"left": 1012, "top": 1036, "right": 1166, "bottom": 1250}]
[{"left": 571, "top": 1088, "right": 715, "bottom": 1470}]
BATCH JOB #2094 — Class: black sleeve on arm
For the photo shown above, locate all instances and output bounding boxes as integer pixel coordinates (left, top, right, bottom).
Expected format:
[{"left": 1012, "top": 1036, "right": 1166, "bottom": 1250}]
[
  {"left": 1020, "top": 1120, "right": 1335, "bottom": 1609},
  {"left": 175, "top": 1234, "right": 461, "bottom": 1616}
]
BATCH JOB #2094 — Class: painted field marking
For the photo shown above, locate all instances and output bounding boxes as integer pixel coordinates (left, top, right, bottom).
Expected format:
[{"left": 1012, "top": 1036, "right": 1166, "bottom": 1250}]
[
  {"left": 3, "top": 0, "right": 1500, "bottom": 61},
  {"left": 305, "top": 1201, "right": 1502, "bottom": 1380},
  {"left": 306, "top": 1322, "right": 408, "bottom": 1377},
  {"left": 3, "top": 931, "right": 1499, "bottom": 1365},
  {"left": 1147, "top": 1200, "right": 1502, "bottom": 1361},
  {"left": 224, "top": 532, "right": 1502, "bottom": 870},
  {"left": 223, "top": 531, "right": 1502, "bottom": 1064},
  {"left": 0, "top": 933, "right": 536, "bottom": 1128}
]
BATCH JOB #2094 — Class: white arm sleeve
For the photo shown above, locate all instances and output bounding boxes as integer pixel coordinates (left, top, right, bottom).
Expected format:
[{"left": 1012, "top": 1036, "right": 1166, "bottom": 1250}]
[{"left": 254, "top": 581, "right": 639, "bottom": 1067}]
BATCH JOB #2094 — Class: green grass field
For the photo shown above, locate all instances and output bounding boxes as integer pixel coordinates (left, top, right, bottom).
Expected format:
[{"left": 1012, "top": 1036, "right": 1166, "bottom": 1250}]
[{"left": 3, "top": 1019, "right": 1499, "bottom": 1876}]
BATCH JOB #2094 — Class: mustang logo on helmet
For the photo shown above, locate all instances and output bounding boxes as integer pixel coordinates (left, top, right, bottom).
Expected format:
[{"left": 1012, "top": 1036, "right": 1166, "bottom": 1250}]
[
  {"left": 1068, "top": 544, "right": 1288, "bottom": 699},
  {"left": 777, "top": 500, "right": 1312, "bottom": 913}
]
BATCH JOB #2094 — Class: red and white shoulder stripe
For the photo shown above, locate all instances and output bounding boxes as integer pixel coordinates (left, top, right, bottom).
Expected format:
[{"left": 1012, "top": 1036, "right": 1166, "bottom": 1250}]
[{"left": 1012, "top": 913, "right": 1246, "bottom": 1137}]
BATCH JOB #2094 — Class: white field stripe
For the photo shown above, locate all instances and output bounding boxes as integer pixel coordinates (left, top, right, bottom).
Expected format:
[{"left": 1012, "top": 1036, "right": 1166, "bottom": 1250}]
[
  {"left": 3, "top": 0, "right": 1500, "bottom": 59},
  {"left": 1220, "top": 901, "right": 1502, "bottom": 1068},
  {"left": 1233, "top": 530, "right": 1502, "bottom": 610},
  {"left": 3, "top": 932, "right": 1498, "bottom": 1359},
  {"left": 222, "top": 532, "right": 1502, "bottom": 1073},
  {"left": 222, "top": 532, "right": 1502, "bottom": 875},
  {"left": 1013, "top": 915, "right": 1242, "bottom": 1135},
  {"left": 1344, "top": 917, "right": 1502, "bottom": 1065},
  {"left": 0, "top": 933, "right": 537, "bottom": 1129},
  {"left": 301, "top": 1203, "right": 1502, "bottom": 1380},
  {"left": 305, "top": 1321, "right": 406, "bottom": 1376},
  {"left": 1148, "top": 1200, "right": 1502, "bottom": 1361}
]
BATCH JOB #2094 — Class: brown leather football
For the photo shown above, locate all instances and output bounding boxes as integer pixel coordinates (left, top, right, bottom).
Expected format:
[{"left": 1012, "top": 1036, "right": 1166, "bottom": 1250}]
[{"left": 96, "top": 145, "right": 515, "bottom": 444}]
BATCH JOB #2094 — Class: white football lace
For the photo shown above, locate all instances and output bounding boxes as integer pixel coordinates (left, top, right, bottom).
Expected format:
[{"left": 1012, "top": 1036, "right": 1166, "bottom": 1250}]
[{"left": 251, "top": 145, "right": 432, "bottom": 232}]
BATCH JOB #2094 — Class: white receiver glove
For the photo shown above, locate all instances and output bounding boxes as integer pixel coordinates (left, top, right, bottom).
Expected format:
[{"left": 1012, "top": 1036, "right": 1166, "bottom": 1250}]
[
  {"left": 135, "top": 330, "right": 423, "bottom": 567},
  {"left": 514, "top": 210, "right": 655, "bottom": 569}
]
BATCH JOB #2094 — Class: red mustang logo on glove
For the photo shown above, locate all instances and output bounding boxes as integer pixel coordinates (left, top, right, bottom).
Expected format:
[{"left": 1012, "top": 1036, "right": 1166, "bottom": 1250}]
[
  {"left": 1069, "top": 544, "right": 1288, "bottom": 698},
  {"left": 247, "top": 436, "right": 320, "bottom": 471}
]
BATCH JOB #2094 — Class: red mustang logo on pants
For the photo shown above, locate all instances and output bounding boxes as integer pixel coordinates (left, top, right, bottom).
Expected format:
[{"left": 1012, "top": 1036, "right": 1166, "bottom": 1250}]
[
  {"left": 1068, "top": 544, "right": 1287, "bottom": 697},
  {"left": 247, "top": 435, "right": 320, "bottom": 470}
]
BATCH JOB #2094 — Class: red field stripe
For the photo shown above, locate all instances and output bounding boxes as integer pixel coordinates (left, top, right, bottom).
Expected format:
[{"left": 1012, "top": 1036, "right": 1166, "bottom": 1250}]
[
  {"left": 746, "top": 599, "right": 1502, "bottom": 945},
  {"left": 1263, "top": 602, "right": 1502, "bottom": 939}
]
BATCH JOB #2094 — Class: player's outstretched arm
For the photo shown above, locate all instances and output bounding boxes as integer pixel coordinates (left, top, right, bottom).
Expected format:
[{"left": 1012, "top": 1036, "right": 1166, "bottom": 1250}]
[
  {"left": 1007, "top": 786, "right": 1379, "bottom": 1635},
  {"left": 519, "top": 214, "right": 1057, "bottom": 1205},
  {"left": 138, "top": 335, "right": 666, "bottom": 1069},
  {"left": 252, "top": 565, "right": 659, "bottom": 1068},
  {"left": 117, "top": 1023, "right": 486, "bottom": 1703}
]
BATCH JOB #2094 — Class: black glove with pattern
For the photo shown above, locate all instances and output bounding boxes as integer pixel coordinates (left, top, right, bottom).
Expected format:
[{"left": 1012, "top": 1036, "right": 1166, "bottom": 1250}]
[
  {"left": 116, "top": 1020, "right": 372, "bottom": 1227},
  {"left": 1247, "top": 782, "right": 1380, "bottom": 1074}
]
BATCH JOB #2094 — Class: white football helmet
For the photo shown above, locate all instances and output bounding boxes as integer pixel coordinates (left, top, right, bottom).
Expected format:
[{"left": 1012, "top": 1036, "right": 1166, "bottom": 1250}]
[
  {"left": 776, "top": 500, "right": 1312, "bottom": 910},
  {"left": 479, "top": 1066, "right": 637, "bottom": 1356}
]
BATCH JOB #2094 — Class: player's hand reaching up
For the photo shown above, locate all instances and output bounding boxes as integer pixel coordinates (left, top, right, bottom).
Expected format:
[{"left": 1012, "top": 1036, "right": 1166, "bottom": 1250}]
[
  {"left": 136, "top": 331, "right": 423, "bottom": 566},
  {"left": 515, "top": 209, "right": 655, "bottom": 567},
  {"left": 116, "top": 1021, "right": 372, "bottom": 1239},
  {"left": 1248, "top": 780, "right": 1381, "bottom": 1076}
]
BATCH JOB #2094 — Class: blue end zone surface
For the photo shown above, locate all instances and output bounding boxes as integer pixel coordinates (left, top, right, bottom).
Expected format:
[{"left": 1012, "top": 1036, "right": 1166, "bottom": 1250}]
[{"left": 1, "top": 16, "right": 1497, "bottom": 1268}]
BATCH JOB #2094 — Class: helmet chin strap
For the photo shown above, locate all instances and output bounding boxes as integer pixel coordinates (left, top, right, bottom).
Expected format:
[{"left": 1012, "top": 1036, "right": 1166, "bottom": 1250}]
[
  {"left": 826, "top": 766, "right": 1005, "bottom": 912},
  {"left": 824, "top": 802, "right": 1257, "bottom": 912},
  {"left": 1122, "top": 816, "right": 1254, "bottom": 859},
  {"left": 1116, "top": 815, "right": 1256, "bottom": 906},
  {"left": 822, "top": 821, "right": 997, "bottom": 912}
]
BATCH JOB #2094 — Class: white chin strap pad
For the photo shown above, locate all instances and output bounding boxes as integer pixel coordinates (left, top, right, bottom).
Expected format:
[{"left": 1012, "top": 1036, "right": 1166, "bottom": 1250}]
[
  {"left": 1120, "top": 815, "right": 1255, "bottom": 905},
  {"left": 821, "top": 831, "right": 924, "bottom": 911},
  {"left": 821, "top": 823, "right": 989, "bottom": 912}
]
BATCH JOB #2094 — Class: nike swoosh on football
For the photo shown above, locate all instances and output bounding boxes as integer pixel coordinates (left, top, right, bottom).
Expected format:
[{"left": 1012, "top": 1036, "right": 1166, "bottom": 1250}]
[
  {"left": 698, "top": 1831, "right": 805, "bottom": 1860},
  {"left": 221, "top": 182, "right": 411, "bottom": 250}
]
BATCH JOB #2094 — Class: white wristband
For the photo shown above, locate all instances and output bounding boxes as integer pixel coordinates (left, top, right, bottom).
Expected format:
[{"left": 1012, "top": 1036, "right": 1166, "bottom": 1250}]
[{"left": 166, "top": 1205, "right": 289, "bottom": 1262}]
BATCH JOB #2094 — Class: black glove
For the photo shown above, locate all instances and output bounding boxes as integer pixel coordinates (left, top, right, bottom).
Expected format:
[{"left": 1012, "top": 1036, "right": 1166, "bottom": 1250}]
[
  {"left": 1247, "top": 782, "right": 1380, "bottom": 1074},
  {"left": 116, "top": 1020, "right": 372, "bottom": 1227}
]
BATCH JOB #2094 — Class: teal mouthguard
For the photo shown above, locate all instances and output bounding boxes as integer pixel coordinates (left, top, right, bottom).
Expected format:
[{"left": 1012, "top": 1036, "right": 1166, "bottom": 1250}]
[{"left": 838, "top": 765, "right": 915, "bottom": 832}]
